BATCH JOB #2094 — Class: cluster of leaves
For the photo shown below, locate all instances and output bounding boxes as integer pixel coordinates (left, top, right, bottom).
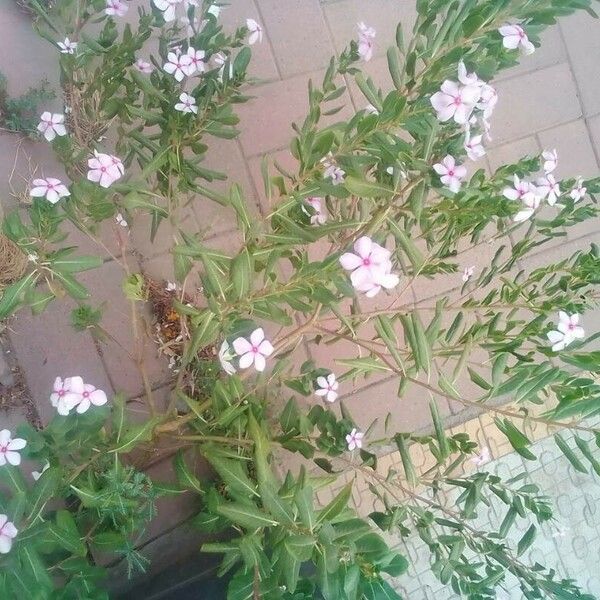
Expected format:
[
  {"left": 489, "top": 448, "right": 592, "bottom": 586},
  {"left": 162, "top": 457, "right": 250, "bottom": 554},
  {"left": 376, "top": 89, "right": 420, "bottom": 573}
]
[
  {"left": 2, "top": 0, "right": 600, "bottom": 599},
  {"left": 0, "top": 72, "right": 55, "bottom": 135}
]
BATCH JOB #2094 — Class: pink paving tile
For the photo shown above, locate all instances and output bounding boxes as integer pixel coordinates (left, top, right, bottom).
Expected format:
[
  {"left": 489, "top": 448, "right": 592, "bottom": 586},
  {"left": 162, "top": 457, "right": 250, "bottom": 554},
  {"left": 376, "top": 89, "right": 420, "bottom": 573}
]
[
  {"left": 236, "top": 68, "right": 355, "bottom": 157},
  {"left": 256, "top": 0, "right": 335, "bottom": 78},
  {"left": 8, "top": 296, "right": 113, "bottom": 426},
  {"left": 218, "top": 0, "right": 280, "bottom": 82},
  {"left": 322, "top": 0, "right": 417, "bottom": 60}
]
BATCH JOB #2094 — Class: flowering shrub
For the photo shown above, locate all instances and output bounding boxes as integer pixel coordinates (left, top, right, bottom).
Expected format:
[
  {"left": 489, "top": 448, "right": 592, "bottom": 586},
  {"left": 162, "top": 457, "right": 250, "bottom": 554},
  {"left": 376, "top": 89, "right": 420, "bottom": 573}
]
[{"left": 2, "top": 0, "right": 600, "bottom": 598}]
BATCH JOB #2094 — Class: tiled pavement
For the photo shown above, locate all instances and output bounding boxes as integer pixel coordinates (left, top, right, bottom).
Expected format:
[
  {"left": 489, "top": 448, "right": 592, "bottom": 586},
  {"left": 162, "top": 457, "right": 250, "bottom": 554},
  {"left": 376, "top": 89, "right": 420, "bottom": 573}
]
[{"left": 2, "top": 0, "right": 600, "bottom": 593}]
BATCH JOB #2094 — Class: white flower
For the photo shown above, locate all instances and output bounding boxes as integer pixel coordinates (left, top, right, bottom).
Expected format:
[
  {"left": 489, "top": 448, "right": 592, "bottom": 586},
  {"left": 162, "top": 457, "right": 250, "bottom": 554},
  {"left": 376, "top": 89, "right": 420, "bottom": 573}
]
[
  {"left": 51, "top": 376, "right": 84, "bottom": 416},
  {"left": 246, "top": 18, "right": 263, "bottom": 45},
  {"left": 27, "top": 252, "right": 39, "bottom": 264},
  {"left": 105, "top": 0, "right": 128, "bottom": 16},
  {"left": 503, "top": 175, "right": 540, "bottom": 222},
  {"left": 163, "top": 51, "right": 194, "bottom": 81},
  {"left": 551, "top": 525, "right": 570, "bottom": 539},
  {"left": 37, "top": 112, "right": 67, "bottom": 142},
  {"left": 87, "top": 151, "right": 124, "bottom": 188},
  {"left": 315, "top": 373, "right": 339, "bottom": 403},
  {"left": 321, "top": 154, "right": 345, "bottom": 185},
  {"left": 232, "top": 328, "right": 274, "bottom": 372},
  {"left": 186, "top": 47, "right": 206, "bottom": 74},
  {"left": 218, "top": 340, "right": 236, "bottom": 375},
  {"left": 365, "top": 104, "right": 379, "bottom": 115},
  {"left": 213, "top": 52, "right": 233, "bottom": 80},
  {"left": 30, "top": 178, "right": 70, "bottom": 204},
  {"left": 498, "top": 23, "right": 535, "bottom": 55},
  {"left": 302, "top": 197, "right": 327, "bottom": 225},
  {"left": 32, "top": 461, "right": 50, "bottom": 481},
  {"left": 115, "top": 213, "right": 128, "bottom": 227},
  {"left": 357, "top": 22, "right": 376, "bottom": 62},
  {"left": 58, "top": 38, "right": 77, "bottom": 54},
  {"left": 457, "top": 61, "right": 483, "bottom": 87},
  {"left": 570, "top": 177, "right": 586, "bottom": 202},
  {"left": 134, "top": 59, "right": 153, "bottom": 74},
  {"left": 0, "top": 430, "right": 26, "bottom": 467},
  {"left": 430, "top": 80, "right": 481, "bottom": 125},
  {"left": 462, "top": 266, "right": 475, "bottom": 283},
  {"left": 346, "top": 428, "right": 364, "bottom": 451},
  {"left": 542, "top": 149, "right": 558, "bottom": 174},
  {"left": 0, "top": 515, "right": 18, "bottom": 554},
  {"left": 433, "top": 155, "right": 466, "bottom": 193},
  {"left": 477, "top": 83, "right": 498, "bottom": 120},
  {"left": 165, "top": 281, "right": 177, "bottom": 292},
  {"left": 74, "top": 383, "right": 108, "bottom": 414},
  {"left": 153, "top": 0, "right": 182, "bottom": 22},
  {"left": 174, "top": 92, "right": 198, "bottom": 114},
  {"left": 464, "top": 133, "right": 486, "bottom": 161},
  {"left": 536, "top": 174, "right": 560, "bottom": 206},
  {"left": 547, "top": 312, "right": 585, "bottom": 352},
  {"left": 207, "top": 3, "right": 221, "bottom": 17},
  {"left": 471, "top": 446, "right": 491, "bottom": 467},
  {"left": 339, "top": 236, "right": 400, "bottom": 298}
]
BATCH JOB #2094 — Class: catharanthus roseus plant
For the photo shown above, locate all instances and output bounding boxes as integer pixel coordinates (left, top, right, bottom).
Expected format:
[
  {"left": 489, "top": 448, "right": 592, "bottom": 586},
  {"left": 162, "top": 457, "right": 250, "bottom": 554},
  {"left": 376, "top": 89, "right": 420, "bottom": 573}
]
[{"left": 2, "top": 0, "right": 600, "bottom": 599}]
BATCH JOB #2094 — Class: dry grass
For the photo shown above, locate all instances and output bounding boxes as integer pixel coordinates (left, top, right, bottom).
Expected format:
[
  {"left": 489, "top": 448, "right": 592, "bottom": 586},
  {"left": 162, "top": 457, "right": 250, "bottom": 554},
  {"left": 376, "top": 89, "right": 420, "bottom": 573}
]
[{"left": 0, "top": 234, "right": 27, "bottom": 292}]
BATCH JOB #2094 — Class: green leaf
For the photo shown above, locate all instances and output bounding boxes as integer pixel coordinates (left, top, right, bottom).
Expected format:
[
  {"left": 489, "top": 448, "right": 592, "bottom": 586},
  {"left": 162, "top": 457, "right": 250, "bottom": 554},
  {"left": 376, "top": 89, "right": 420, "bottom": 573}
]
[
  {"left": 174, "top": 450, "right": 205, "bottom": 494},
  {"left": 111, "top": 418, "right": 159, "bottom": 454},
  {"left": 430, "top": 399, "right": 450, "bottom": 460},
  {"left": 183, "top": 311, "right": 219, "bottom": 365},
  {"left": 393, "top": 434, "right": 417, "bottom": 486},
  {"left": 554, "top": 434, "right": 587, "bottom": 473},
  {"left": 361, "top": 577, "right": 402, "bottom": 600},
  {"left": 203, "top": 453, "right": 258, "bottom": 498},
  {"left": 0, "top": 272, "right": 39, "bottom": 319},
  {"left": 230, "top": 249, "right": 253, "bottom": 301},
  {"left": 517, "top": 524, "right": 536, "bottom": 557},
  {"left": 344, "top": 176, "right": 395, "bottom": 199},
  {"left": 49, "top": 254, "right": 103, "bottom": 273},
  {"left": 387, "top": 47, "right": 404, "bottom": 90},
  {"left": 27, "top": 467, "right": 60, "bottom": 525},
  {"left": 317, "top": 482, "right": 352, "bottom": 525},
  {"left": 295, "top": 485, "right": 315, "bottom": 532},
  {"left": 494, "top": 419, "right": 536, "bottom": 461},
  {"left": 18, "top": 546, "right": 53, "bottom": 592},
  {"left": 284, "top": 534, "right": 315, "bottom": 562},
  {"left": 354, "top": 73, "right": 382, "bottom": 112},
  {"left": 217, "top": 502, "right": 279, "bottom": 529}
]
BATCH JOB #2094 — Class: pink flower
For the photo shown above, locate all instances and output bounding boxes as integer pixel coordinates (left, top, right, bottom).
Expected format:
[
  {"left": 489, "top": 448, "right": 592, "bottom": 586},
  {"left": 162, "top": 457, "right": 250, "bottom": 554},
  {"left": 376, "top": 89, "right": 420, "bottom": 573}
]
[
  {"left": 570, "top": 177, "right": 586, "bottom": 202},
  {"left": 471, "top": 446, "right": 491, "bottom": 467},
  {"left": 462, "top": 266, "right": 475, "bottom": 283},
  {"left": 51, "top": 376, "right": 84, "bottom": 416},
  {"left": 315, "top": 373, "right": 338, "bottom": 403},
  {"left": 357, "top": 22, "right": 376, "bottom": 62},
  {"left": 135, "top": 58, "right": 153, "bottom": 74},
  {"left": 37, "top": 112, "right": 67, "bottom": 142},
  {"left": 302, "top": 197, "right": 327, "bottom": 225},
  {"left": 87, "top": 151, "right": 124, "bottom": 188},
  {"left": 433, "top": 155, "right": 466, "bottom": 193},
  {"left": 542, "top": 149, "right": 558, "bottom": 174},
  {"left": 430, "top": 80, "right": 481, "bottom": 125},
  {"left": 0, "top": 430, "right": 26, "bottom": 467},
  {"left": 0, "top": 515, "right": 17, "bottom": 554},
  {"left": 105, "top": 0, "right": 128, "bottom": 16},
  {"left": 232, "top": 328, "right": 274, "bottom": 372},
  {"left": 503, "top": 175, "right": 540, "bottom": 222},
  {"left": 175, "top": 92, "right": 198, "bottom": 114},
  {"left": 464, "top": 133, "right": 485, "bottom": 161},
  {"left": 321, "top": 154, "right": 345, "bottom": 185},
  {"left": 58, "top": 37, "right": 77, "bottom": 54},
  {"left": 346, "top": 428, "right": 364, "bottom": 451},
  {"left": 547, "top": 312, "right": 585, "bottom": 352},
  {"left": 30, "top": 178, "right": 70, "bottom": 204},
  {"left": 74, "top": 383, "right": 108, "bottom": 414},
  {"left": 246, "top": 18, "right": 263, "bottom": 45},
  {"left": 339, "top": 236, "right": 400, "bottom": 298},
  {"left": 163, "top": 51, "right": 194, "bottom": 82},
  {"left": 186, "top": 47, "right": 206, "bottom": 74},
  {"left": 536, "top": 174, "right": 560, "bottom": 206},
  {"left": 498, "top": 24, "right": 535, "bottom": 55}
]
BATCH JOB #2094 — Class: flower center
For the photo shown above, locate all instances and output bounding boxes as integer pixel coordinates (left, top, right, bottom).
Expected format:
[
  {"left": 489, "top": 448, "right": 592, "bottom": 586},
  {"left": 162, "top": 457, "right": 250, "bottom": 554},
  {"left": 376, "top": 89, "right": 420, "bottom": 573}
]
[
  {"left": 83, "top": 391, "right": 90, "bottom": 398},
  {"left": 568, "top": 323, "right": 576, "bottom": 331},
  {"left": 0, "top": 446, "right": 7, "bottom": 453},
  {"left": 251, "top": 345, "right": 259, "bottom": 353},
  {"left": 453, "top": 96, "right": 462, "bottom": 106},
  {"left": 100, "top": 166, "right": 107, "bottom": 172},
  {"left": 448, "top": 169, "right": 455, "bottom": 176},
  {"left": 362, "top": 257, "right": 371, "bottom": 266},
  {"left": 58, "top": 389, "right": 65, "bottom": 397}
]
